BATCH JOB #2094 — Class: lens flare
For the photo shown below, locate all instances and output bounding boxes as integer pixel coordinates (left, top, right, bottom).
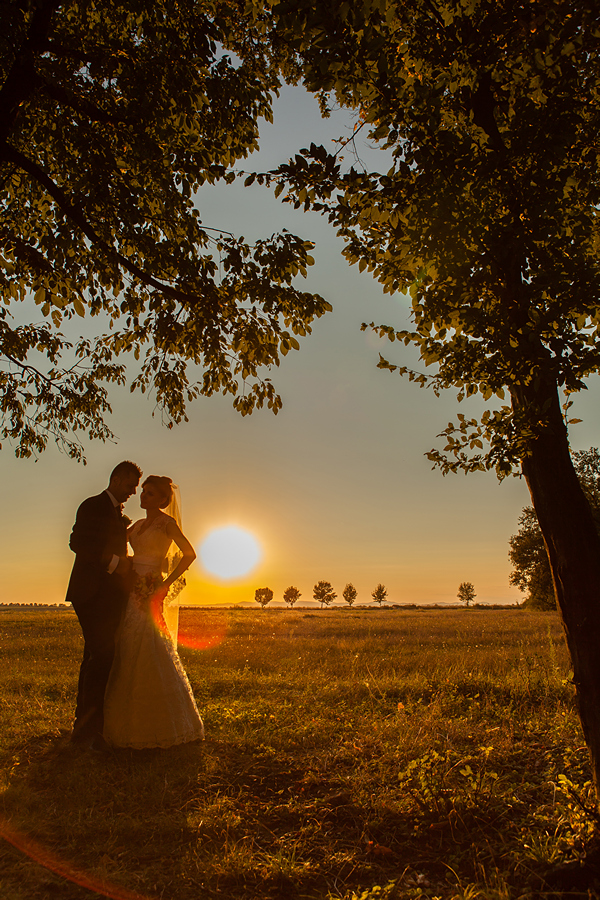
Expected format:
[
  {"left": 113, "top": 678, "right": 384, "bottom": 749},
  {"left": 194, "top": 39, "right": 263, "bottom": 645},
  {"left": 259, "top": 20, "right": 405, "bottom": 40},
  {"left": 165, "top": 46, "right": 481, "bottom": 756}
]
[
  {"left": 178, "top": 619, "right": 227, "bottom": 650},
  {"left": 199, "top": 526, "right": 261, "bottom": 580},
  {"left": 150, "top": 590, "right": 170, "bottom": 636},
  {"left": 145, "top": 595, "right": 226, "bottom": 652},
  {"left": 0, "top": 815, "right": 150, "bottom": 900}
]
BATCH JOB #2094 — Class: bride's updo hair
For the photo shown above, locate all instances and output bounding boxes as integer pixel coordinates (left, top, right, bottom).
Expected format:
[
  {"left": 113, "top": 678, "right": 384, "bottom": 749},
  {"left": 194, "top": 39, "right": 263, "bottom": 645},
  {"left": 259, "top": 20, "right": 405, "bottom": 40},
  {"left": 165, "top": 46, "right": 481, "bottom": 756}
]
[{"left": 143, "top": 475, "right": 173, "bottom": 509}]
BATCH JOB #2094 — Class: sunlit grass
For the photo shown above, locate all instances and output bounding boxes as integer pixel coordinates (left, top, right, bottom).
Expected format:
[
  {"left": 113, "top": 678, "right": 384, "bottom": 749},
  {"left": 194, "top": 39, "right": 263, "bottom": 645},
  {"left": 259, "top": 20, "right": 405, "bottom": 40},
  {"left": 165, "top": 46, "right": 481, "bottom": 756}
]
[{"left": 0, "top": 606, "right": 597, "bottom": 900}]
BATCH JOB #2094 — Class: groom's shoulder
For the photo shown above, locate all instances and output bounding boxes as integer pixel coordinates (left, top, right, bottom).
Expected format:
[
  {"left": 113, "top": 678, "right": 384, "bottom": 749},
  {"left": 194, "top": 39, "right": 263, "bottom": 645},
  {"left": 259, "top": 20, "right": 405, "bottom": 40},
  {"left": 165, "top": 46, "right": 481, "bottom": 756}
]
[{"left": 77, "top": 491, "right": 111, "bottom": 515}]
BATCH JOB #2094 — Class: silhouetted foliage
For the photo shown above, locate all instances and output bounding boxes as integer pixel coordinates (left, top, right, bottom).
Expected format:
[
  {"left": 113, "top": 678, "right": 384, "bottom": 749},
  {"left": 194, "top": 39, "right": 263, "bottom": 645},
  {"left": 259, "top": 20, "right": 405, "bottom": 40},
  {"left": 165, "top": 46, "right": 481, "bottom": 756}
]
[
  {"left": 313, "top": 581, "right": 336, "bottom": 608},
  {"left": 342, "top": 583, "right": 357, "bottom": 607},
  {"left": 457, "top": 582, "right": 476, "bottom": 608},
  {"left": 371, "top": 584, "right": 388, "bottom": 605},
  {"left": 0, "top": 0, "right": 330, "bottom": 460},
  {"left": 272, "top": 0, "right": 600, "bottom": 476},
  {"left": 255, "top": 587, "right": 273, "bottom": 608},
  {"left": 509, "top": 508, "right": 556, "bottom": 610},
  {"left": 283, "top": 586, "right": 301, "bottom": 607}
]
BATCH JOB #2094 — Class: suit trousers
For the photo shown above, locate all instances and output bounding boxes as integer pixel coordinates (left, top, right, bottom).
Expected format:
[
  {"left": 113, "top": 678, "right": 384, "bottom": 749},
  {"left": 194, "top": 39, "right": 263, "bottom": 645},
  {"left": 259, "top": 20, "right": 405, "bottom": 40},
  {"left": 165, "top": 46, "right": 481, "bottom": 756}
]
[{"left": 71, "top": 576, "right": 127, "bottom": 740}]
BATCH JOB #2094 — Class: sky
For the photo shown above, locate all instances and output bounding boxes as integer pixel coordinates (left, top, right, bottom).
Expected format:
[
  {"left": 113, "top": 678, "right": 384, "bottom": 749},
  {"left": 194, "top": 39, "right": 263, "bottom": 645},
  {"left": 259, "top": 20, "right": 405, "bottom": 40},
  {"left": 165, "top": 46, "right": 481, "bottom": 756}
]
[{"left": 2, "top": 86, "right": 599, "bottom": 608}]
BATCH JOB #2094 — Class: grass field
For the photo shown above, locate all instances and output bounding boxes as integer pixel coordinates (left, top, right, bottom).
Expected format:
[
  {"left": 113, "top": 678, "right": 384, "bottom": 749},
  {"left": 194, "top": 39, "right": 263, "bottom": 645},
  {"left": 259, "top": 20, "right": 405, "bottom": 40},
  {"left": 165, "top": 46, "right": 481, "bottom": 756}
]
[{"left": 0, "top": 606, "right": 598, "bottom": 900}]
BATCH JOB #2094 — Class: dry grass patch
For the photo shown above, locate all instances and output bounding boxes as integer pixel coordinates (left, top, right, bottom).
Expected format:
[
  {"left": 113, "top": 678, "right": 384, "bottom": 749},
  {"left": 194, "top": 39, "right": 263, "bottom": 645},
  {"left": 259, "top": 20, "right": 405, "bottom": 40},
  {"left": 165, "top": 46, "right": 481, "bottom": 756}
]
[{"left": 1, "top": 606, "right": 598, "bottom": 900}]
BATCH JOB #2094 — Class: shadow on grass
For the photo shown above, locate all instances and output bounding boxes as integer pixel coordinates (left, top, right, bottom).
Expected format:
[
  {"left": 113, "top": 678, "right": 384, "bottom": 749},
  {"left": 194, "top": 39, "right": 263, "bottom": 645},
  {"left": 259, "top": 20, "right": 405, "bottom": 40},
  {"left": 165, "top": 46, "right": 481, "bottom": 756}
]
[{"left": 3, "top": 731, "right": 600, "bottom": 900}]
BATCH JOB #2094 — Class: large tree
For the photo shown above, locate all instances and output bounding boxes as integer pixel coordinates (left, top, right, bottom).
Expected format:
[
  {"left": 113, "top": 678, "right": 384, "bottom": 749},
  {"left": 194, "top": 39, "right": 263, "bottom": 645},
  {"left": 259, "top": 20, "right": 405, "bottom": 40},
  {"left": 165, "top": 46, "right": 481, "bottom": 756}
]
[
  {"left": 0, "top": 0, "right": 329, "bottom": 460},
  {"left": 268, "top": 0, "right": 600, "bottom": 793}
]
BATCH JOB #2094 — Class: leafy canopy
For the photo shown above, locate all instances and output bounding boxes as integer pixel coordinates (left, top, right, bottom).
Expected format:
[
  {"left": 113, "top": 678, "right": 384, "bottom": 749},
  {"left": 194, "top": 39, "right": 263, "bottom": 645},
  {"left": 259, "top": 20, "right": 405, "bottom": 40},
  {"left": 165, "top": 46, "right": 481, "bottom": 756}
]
[
  {"left": 457, "top": 582, "right": 476, "bottom": 607},
  {"left": 255, "top": 586, "right": 273, "bottom": 607},
  {"left": 283, "top": 585, "right": 301, "bottom": 606},
  {"left": 313, "top": 580, "right": 336, "bottom": 607},
  {"left": 508, "top": 507, "right": 557, "bottom": 610},
  {"left": 342, "top": 582, "right": 357, "bottom": 606},
  {"left": 270, "top": 0, "right": 600, "bottom": 476},
  {"left": 0, "top": 0, "right": 330, "bottom": 460},
  {"left": 371, "top": 583, "right": 387, "bottom": 605}
]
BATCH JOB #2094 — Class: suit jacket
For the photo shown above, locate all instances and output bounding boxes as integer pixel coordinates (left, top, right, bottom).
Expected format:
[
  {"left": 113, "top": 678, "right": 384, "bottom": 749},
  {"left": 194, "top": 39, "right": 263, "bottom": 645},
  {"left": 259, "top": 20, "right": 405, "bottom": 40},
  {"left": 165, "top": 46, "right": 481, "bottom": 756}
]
[{"left": 65, "top": 492, "right": 128, "bottom": 610}]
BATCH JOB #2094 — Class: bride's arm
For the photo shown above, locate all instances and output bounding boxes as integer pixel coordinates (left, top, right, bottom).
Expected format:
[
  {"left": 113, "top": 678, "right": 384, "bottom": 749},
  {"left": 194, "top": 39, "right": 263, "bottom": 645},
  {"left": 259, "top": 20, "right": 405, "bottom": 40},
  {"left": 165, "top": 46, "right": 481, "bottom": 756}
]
[{"left": 160, "top": 519, "right": 197, "bottom": 590}]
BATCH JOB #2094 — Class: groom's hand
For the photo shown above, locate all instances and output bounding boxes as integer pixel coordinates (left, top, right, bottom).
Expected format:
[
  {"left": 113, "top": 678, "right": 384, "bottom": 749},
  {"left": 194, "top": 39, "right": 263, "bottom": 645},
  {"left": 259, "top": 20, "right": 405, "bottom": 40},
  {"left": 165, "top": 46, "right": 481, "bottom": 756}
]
[{"left": 114, "top": 556, "right": 132, "bottom": 576}]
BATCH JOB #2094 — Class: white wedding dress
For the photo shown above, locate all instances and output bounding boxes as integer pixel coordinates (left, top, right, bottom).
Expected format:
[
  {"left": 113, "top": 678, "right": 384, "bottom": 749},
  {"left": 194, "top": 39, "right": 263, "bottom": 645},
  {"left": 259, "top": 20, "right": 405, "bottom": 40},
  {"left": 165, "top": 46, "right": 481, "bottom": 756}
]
[{"left": 103, "top": 513, "right": 204, "bottom": 748}]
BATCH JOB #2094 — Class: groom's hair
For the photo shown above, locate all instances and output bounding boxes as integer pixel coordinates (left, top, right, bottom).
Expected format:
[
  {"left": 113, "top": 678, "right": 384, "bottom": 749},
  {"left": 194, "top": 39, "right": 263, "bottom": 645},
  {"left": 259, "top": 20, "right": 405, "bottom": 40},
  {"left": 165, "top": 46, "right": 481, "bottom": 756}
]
[{"left": 110, "top": 460, "right": 142, "bottom": 481}]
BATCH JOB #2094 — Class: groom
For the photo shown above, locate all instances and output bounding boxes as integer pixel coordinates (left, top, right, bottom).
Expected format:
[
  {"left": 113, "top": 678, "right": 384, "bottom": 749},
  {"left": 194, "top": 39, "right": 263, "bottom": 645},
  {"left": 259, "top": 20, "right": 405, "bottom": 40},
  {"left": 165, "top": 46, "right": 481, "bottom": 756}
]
[{"left": 66, "top": 460, "right": 142, "bottom": 747}]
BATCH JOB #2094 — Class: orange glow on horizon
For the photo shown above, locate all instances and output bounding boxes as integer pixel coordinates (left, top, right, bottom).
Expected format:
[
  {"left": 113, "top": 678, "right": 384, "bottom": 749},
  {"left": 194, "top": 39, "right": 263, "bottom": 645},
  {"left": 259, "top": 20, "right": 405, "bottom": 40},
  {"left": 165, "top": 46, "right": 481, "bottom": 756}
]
[{"left": 183, "top": 568, "right": 262, "bottom": 607}]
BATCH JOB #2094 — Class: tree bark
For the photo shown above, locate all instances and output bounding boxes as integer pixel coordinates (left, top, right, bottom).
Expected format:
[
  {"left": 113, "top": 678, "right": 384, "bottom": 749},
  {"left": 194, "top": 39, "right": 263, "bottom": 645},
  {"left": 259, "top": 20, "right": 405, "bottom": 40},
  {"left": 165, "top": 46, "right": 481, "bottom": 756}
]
[{"left": 513, "top": 379, "right": 600, "bottom": 798}]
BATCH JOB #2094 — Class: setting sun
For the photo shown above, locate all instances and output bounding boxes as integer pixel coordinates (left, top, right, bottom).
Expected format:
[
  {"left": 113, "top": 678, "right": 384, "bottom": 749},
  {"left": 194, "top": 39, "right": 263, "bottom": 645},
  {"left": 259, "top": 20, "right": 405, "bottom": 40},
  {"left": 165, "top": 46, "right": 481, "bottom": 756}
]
[{"left": 199, "top": 526, "right": 262, "bottom": 580}]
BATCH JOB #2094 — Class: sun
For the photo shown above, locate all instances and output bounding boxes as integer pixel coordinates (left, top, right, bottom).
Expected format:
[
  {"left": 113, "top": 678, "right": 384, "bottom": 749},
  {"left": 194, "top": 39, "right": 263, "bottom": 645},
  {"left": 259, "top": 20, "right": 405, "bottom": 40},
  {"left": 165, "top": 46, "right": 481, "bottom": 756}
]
[{"left": 199, "top": 526, "right": 262, "bottom": 579}]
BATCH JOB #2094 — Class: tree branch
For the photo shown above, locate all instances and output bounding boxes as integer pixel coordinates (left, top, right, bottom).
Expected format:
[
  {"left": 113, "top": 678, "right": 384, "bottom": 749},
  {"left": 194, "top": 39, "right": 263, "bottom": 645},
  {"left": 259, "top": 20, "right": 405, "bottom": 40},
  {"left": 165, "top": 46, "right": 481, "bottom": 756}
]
[
  {"left": 421, "top": 0, "right": 445, "bottom": 27},
  {"left": 3, "top": 353, "right": 71, "bottom": 390},
  {"left": 1, "top": 143, "right": 205, "bottom": 309},
  {"left": 0, "top": 230, "right": 53, "bottom": 273},
  {"left": 40, "top": 79, "right": 118, "bottom": 125},
  {"left": 470, "top": 71, "right": 506, "bottom": 153}
]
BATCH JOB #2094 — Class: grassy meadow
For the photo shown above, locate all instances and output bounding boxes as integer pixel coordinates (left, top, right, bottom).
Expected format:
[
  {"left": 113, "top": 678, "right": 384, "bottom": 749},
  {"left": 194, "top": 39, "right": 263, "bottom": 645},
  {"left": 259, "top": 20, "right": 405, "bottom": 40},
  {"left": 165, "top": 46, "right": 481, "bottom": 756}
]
[{"left": 0, "top": 606, "right": 598, "bottom": 900}]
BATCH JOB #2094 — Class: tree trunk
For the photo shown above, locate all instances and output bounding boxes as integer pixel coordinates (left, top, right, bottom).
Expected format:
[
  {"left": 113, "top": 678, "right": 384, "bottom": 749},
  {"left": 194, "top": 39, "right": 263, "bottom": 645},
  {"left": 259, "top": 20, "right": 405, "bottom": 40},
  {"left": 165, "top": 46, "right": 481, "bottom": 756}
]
[{"left": 513, "top": 380, "right": 600, "bottom": 799}]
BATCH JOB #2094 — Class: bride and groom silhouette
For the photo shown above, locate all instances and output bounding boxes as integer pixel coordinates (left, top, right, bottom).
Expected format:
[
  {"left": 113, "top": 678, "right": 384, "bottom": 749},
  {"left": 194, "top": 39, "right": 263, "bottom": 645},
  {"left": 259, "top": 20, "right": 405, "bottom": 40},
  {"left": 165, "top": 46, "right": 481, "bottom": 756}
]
[{"left": 65, "top": 461, "right": 204, "bottom": 751}]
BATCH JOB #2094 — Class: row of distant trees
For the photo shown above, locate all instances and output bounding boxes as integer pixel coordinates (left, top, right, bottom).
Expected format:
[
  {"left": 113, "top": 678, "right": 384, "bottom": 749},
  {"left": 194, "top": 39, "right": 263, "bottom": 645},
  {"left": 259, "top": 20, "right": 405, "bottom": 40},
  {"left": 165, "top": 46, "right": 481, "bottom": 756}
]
[
  {"left": 257, "top": 582, "right": 482, "bottom": 608},
  {"left": 254, "top": 582, "right": 389, "bottom": 609},
  {"left": 260, "top": 451, "right": 596, "bottom": 612}
]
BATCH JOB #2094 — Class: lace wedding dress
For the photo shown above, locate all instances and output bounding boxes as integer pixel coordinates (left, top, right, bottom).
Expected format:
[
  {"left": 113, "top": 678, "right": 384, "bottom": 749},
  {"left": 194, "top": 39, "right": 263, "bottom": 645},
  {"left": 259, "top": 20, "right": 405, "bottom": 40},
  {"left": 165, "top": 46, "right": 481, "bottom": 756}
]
[{"left": 103, "top": 513, "right": 204, "bottom": 748}]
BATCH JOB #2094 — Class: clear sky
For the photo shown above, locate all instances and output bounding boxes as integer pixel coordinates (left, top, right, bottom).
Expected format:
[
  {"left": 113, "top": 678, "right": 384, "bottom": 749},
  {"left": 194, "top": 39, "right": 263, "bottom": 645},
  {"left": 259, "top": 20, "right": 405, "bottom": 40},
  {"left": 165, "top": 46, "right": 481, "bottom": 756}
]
[{"left": 2, "top": 87, "right": 599, "bottom": 607}]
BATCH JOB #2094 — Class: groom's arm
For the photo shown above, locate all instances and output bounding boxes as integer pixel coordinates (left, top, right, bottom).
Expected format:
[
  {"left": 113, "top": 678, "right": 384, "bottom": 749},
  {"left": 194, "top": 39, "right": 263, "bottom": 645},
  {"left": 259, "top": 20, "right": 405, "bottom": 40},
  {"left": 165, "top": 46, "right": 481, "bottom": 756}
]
[{"left": 69, "top": 495, "right": 115, "bottom": 569}]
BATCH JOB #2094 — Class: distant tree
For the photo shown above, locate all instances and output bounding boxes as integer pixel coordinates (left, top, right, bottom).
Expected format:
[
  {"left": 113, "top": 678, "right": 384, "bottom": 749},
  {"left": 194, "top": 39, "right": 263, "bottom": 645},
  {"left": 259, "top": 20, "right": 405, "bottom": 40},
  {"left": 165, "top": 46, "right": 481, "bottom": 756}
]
[
  {"left": 509, "top": 449, "right": 600, "bottom": 610},
  {"left": 509, "top": 508, "right": 557, "bottom": 610},
  {"left": 283, "top": 586, "right": 301, "bottom": 608},
  {"left": 457, "top": 583, "right": 476, "bottom": 608},
  {"left": 371, "top": 584, "right": 388, "bottom": 606},
  {"left": 255, "top": 587, "right": 273, "bottom": 609},
  {"left": 313, "top": 581, "right": 336, "bottom": 608},
  {"left": 342, "top": 583, "right": 358, "bottom": 607}
]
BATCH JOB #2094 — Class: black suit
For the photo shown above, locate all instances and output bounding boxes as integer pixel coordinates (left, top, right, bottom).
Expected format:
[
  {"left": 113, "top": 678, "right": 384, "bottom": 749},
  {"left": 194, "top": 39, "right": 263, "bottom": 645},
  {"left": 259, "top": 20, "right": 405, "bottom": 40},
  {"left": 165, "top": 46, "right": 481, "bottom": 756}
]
[{"left": 66, "top": 491, "right": 129, "bottom": 741}]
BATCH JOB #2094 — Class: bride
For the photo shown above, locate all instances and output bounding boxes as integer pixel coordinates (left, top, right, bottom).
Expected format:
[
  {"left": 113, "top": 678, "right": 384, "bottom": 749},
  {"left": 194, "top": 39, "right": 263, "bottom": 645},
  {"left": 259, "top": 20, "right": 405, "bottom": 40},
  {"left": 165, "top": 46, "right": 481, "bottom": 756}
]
[{"left": 103, "top": 475, "right": 205, "bottom": 748}]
